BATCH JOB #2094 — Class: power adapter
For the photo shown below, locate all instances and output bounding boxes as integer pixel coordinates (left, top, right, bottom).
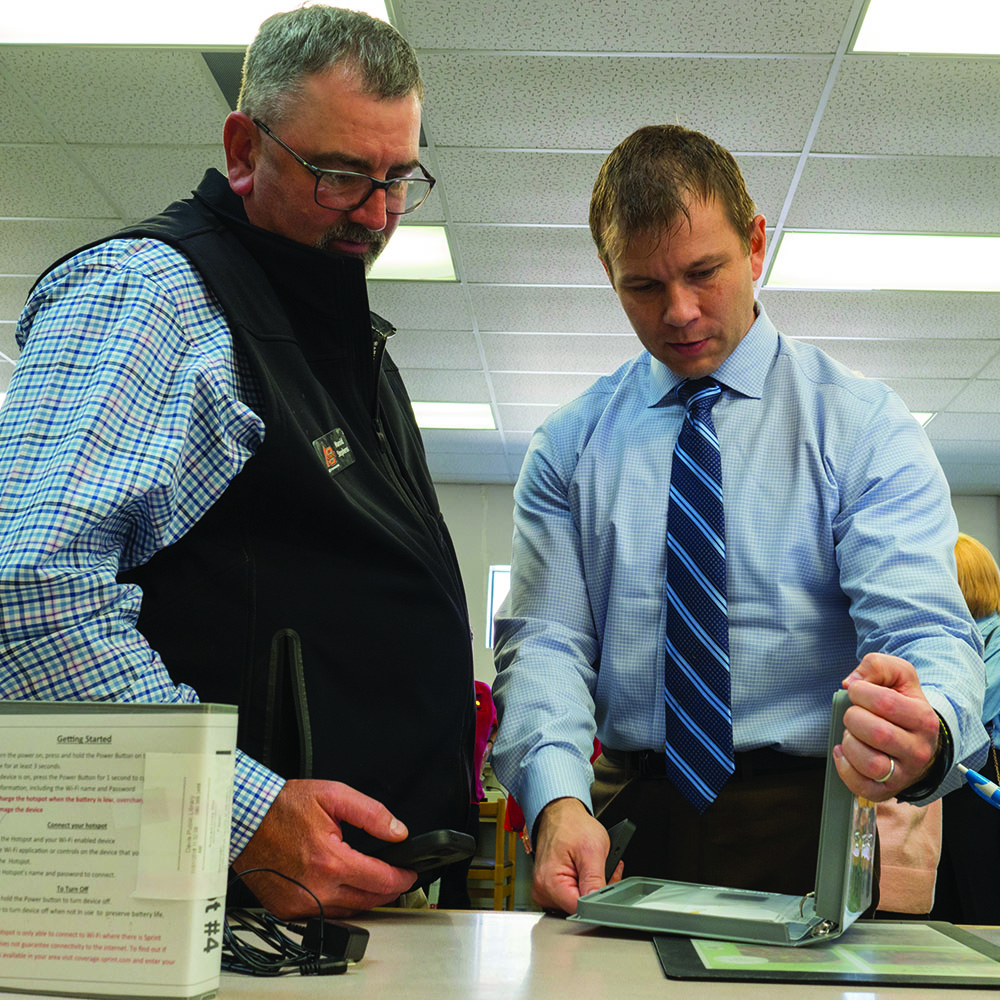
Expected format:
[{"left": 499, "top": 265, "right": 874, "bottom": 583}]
[{"left": 301, "top": 919, "right": 370, "bottom": 963}]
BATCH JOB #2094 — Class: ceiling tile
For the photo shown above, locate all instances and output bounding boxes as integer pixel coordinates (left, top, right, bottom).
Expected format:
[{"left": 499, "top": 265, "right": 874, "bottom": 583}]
[
  {"left": 796, "top": 338, "right": 998, "bottom": 380},
  {"left": 435, "top": 148, "right": 797, "bottom": 227},
  {"left": 482, "top": 332, "right": 639, "bottom": 373},
  {"left": 786, "top": 155, "right": 1000, "bottom": 233},
  {"left": 814, "top": 57, "right": 1000, "bottom": 156},
  {"left": 1, "top": 18, "right": 997, "bottom": 489},
  {"left": 1, "top": 47, "right": 229, "bottom": 145},
  {"left": 469, "top": 285, "right": 630, "bottom": 334},
  {"left": 453, "top": 225, "right": 605, "bottom": 284},
  {"left": 387, "top": 329, "right": 483, "bottom": 370},
  {"left": 0, "top": 324, "right": 18, "bottom": 361},
  {"left": 367, "top": 281, "right": 474, "bottom": 330},
  {"left": 0, "top": 145, "right": 120, "bottom": 219},
  {"left": 398, "top": 368, "right": 492, "bottom": 402},
  {"left": 418, "top": 428, "right": 505, "bottom": 453},
  {"left": 0, "top": 56, "right": 53, "bottom": 142},
  {"left": 492, "top": 371, "right": 600, "bottom": 405},
  {"left": 980, "top": 354, "right": 1000, "bottom": 379},
  {"left": 946, "top": 380, "right": 1000, "bottom": 413},
  {"left": 74, "top": 145, "right": 225, "bottom": 219},
  {"left": 926, "top": 412, "right": 1000, "bottom": 441},
  {"left": 878, "top": 378, "right": 967, "bottom": 412},
  {"left": 759, "top": 290, "right": 1000, "bottom": 341},
  {"left": 435, "top": 149, "right": 605, "bottom": 225},
  {"left": 498, "top": 403, "right": 560, "bottom": 433},
  {"left": 0, "top": 219, "right": 122, "bottom": 275},
  {"left": 0, "top": 277, "right": 36, "bottom": 323},
  {"left": 406, "top": 0, "right": 854, "bottom": 53},
  {"left": 421, "top": 54, "right": 831, "bottom": 150},
  {"left": 426, "top": 453, "right": 515, "bottom": 483}
]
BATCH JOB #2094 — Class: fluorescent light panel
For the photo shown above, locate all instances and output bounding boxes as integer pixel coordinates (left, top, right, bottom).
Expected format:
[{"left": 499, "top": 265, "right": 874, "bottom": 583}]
[
  {"left": 412, "top": 402, "right": 495, "bottom": 430},
  {"left": 369, "top": 227, "right": 456, "bottom": 282},
  {"left": 1, "top": 0, "right": 388, "bottom": 44},
  {"left": 853, "top": 0, "right": 1000, "bottom": 55},
  {"left": 766, "top": 232, "right": 1000, "bottom": 291}
]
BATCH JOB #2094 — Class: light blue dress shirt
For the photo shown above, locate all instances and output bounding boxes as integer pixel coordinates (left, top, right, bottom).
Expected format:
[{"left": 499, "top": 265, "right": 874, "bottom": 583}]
[{"left": 492, "top": 306, "right": 987, "bottom": 837}]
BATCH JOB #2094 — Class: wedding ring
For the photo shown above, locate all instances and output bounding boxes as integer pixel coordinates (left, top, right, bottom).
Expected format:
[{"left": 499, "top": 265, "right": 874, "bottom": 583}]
[{"left": 873, "top": 757, "right": 895, "bottom": 784}]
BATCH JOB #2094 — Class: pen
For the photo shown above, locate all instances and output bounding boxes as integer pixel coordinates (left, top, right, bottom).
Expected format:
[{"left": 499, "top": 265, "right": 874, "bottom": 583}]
[{"left": 958, "top": 763, "right": 1000, "bottom": 810}]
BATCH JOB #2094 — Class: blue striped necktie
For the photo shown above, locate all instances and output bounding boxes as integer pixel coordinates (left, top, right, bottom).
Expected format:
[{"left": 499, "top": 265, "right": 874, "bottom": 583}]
[{"left": 664, "top": 377, "right": 734, "bottom": 812}]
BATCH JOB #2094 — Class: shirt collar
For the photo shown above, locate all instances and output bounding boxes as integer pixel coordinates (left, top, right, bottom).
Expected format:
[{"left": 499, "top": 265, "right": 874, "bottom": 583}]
[{"left": 645, "top": 302, "right": 779, "bottom": 406}]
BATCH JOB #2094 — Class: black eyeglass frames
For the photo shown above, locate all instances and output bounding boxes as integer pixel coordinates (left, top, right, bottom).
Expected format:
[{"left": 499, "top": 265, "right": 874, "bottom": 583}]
[{"left": 253, "top": 118, "right": 435, "bottom": 215}]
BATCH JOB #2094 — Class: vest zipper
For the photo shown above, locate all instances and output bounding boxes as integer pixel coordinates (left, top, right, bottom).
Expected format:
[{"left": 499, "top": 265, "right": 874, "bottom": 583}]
[{"left": 370, "top": 325, "right": 456, "bottom": 565}]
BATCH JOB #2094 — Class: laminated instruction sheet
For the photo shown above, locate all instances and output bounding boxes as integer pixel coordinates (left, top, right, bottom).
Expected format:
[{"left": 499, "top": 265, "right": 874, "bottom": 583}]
[{"left": 0, "top": 701, "right": 237, "bottom": 999}]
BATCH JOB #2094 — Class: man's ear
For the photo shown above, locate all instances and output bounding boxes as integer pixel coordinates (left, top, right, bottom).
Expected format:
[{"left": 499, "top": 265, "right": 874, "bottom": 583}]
[
  {"left": 223, "top": 112, "right": 257, "bottom": 198},
  {"left": 749, "top": 214, "right": 767, "bottom": 282},
  {"left": 600, "top": 255, "right": 615, "bottom": 288}
]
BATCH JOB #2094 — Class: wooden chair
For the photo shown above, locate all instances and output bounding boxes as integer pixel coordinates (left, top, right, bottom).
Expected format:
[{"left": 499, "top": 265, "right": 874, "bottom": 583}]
[{"left": 467, "top": 797, "right": 516, "bottom": 911}]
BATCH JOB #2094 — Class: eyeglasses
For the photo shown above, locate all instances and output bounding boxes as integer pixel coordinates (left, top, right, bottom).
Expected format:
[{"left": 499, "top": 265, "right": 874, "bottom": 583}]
[{"left": 253, "top": 118, "right": 435, "bottom": 215}]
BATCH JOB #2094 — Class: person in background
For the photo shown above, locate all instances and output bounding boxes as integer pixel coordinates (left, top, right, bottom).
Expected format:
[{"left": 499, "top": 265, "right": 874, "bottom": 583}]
[
  {"left": 474, "top": 680, "right": 499, "bottom": 801},
  {"left": 491, "top": 123, "right": 988, "bottom": 915},
  {"left": 873, "top": 798, "right": 942, "bottom": 919},
  {"left": 0, "top": 6, "right": 475, "bottom": 919},
  {"left": 930, "top": 532, "right": 1000, "bottom": 924}
]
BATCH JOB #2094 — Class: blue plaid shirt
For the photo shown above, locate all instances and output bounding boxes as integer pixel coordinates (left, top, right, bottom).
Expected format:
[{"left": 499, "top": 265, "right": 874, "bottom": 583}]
[
  {"left": 492, "top": 306, "right": 988, "bottom": 837},
  {"left": 0, "top": 237, "right": 283, "bottom": 860}
]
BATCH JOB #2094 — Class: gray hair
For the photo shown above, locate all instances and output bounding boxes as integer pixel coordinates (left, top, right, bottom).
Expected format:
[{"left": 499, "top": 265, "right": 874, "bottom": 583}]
[{"left": 237, "top": 5, "right": 423, "bottom": 124}]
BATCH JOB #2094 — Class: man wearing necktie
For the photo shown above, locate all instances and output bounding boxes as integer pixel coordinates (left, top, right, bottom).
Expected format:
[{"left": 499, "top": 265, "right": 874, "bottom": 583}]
[{"left": 491, "top": 125, "right": 988, "bottom": 915}]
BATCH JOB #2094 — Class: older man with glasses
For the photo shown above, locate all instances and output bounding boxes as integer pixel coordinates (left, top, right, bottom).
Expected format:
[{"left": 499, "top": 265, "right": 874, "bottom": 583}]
[{"left": 0, "top": 6, "right": 475, "bottom": 920}]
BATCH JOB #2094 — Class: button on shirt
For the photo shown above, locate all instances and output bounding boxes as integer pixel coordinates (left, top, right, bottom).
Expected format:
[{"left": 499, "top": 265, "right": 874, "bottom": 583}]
[{"left": 492, "top": 306, "right": 987, "bottom": 837}]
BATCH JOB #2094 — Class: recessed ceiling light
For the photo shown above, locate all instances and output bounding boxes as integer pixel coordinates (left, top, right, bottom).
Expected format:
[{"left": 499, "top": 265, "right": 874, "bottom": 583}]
[
  {"left": 411, "top": 402, "right": 496, "bottom": 430},
  {"left": 766, "top": 232, "right": 1000, "bottom": 292},
  {"left": 852, "top": 0, "right": 1000, "bottom": 55},
  {"left": 0, "top": 0, "right": 388, "bottom": 45},
  {"left": 369, "top": 227, "right": 456, "bottom": 282}
]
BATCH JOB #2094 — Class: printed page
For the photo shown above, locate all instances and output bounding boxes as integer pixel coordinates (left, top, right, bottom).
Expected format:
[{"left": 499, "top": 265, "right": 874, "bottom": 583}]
[{"left": 0, "top": 706, "right": 235, "bottom": 999}]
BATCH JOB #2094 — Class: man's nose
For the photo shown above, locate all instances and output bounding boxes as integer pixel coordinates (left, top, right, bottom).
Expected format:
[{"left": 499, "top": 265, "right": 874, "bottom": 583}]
[
  {"left": 348, "top": 187, "right": 388, "bottom": 232},
  {"left": 662, "top": 283, "right": 700, "bottom": 327}
]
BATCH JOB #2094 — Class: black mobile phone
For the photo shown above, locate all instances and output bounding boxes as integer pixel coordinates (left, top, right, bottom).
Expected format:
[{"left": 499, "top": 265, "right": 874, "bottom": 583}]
[
  {"left": 372, "top": 828, "right": 477, "bottom": 873},
  {"left": 604, "top": 818, "right": 636, "bottom": 882}
]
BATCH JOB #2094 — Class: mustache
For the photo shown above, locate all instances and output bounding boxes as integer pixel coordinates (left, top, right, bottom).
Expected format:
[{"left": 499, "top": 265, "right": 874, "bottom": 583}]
[{"left": 315, "top": 222, "right": 388, "bottom": 271}]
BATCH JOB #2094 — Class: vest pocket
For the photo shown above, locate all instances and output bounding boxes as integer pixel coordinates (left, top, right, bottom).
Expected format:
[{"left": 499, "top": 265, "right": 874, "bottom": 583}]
[{"left": 264, "top": 628, "right": 313, "bottom": 778}]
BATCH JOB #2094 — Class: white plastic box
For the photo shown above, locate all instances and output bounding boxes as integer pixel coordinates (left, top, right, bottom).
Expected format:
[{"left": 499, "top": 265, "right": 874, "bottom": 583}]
[{"left": 0, "top": 702, "right": 237, "bottom": 999}]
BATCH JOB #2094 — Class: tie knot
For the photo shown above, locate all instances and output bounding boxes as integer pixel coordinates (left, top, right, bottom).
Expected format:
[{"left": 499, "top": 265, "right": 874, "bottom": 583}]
[{"left": 677, "top": 377, "right": 722, "bottom": 413}]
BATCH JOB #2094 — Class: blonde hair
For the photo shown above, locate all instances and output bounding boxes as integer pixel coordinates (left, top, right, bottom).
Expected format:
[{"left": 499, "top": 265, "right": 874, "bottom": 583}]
[{"left": 955, "top": 532, "right": 1000, "bottom": 619}]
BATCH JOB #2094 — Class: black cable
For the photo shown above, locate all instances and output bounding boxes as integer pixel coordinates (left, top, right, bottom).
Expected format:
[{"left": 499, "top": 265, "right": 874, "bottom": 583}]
[{"left": 222, "top": 868, "right": 346, "bottom": 976}]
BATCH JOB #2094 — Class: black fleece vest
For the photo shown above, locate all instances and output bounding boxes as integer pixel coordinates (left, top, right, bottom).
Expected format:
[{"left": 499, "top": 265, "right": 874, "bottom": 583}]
[{"left": 111, "top": 172, "right": 475, "bottom": 849}]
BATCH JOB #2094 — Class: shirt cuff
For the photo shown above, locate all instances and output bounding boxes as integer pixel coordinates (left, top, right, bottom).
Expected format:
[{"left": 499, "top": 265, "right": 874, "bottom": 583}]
[
  {"left": 520, "top": 744, "right": 596, "bottom": 844},
  {"left": 229, "top": 748, "right": 286, "bottom": 863}
]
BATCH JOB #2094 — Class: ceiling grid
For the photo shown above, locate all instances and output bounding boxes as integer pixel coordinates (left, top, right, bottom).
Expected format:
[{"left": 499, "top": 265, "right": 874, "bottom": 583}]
[{"left": 0, "top": 0, "right": 998, "bottom": 488}]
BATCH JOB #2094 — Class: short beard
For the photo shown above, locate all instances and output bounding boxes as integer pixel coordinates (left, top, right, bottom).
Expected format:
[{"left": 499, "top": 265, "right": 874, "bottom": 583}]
[{"left": 315, "top": 222, "right": 388, "bottom": 273}]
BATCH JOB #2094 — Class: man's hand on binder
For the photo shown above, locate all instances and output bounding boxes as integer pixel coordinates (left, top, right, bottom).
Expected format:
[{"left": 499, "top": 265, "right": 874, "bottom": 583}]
[
  {"left": 232, "top": 779, "right": 418, "bottom": 919},
  {"left": 834, "top": 652, "right": 941, "bottom": 801},
  {"left": 531, "top": 797, "right": 620, "bottom": 914}
]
